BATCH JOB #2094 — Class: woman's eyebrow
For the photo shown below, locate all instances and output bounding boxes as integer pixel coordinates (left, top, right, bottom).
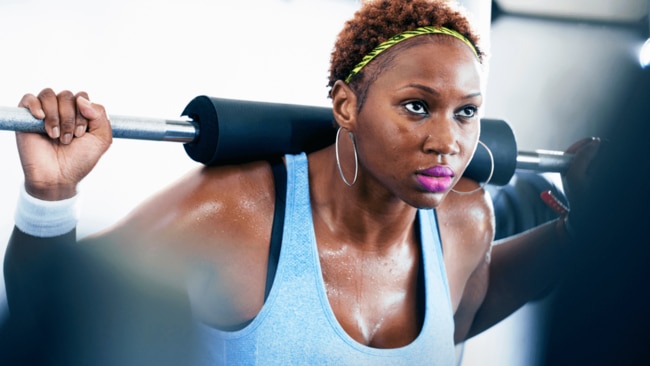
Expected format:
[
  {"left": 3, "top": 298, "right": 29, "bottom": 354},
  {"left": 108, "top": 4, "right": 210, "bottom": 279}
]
[
  {"left": 399, "top": 83, "right": 439, "bottom": 95},
  {"left": 463, "top": 91, "right": 482, "bottom": 100},
  {"left": 400, "top": 83, "right": 482, "bottom": 100}
]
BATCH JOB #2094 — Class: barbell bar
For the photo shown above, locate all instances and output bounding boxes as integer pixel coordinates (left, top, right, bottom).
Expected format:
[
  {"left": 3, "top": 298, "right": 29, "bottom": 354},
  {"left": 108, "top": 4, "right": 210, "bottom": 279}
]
[
  {"left": 0, "top": 106, "right": 198, "bottom": 142},
  {"left": 0, "top": 96, "right": 572, "bottom": 186}
]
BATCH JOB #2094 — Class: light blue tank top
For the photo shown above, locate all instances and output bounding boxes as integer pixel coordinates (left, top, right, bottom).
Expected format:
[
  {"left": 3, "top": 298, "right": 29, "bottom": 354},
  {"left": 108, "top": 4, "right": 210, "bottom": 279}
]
[{"left": 198, "top": 153, "right": 455, "bottom": 365}]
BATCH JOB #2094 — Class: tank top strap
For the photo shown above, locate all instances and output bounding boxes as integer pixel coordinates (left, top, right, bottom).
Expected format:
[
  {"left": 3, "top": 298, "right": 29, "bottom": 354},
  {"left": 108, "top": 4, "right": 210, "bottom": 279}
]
[
  {"left": 419, "top": 209, "right": 454, "bottom": 320},
  {"left": 277, "top": 152, "right": 319, "bottom": 275}
]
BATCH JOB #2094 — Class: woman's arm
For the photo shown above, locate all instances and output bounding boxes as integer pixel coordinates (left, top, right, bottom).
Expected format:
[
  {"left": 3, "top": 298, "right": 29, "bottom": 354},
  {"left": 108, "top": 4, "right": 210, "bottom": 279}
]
[
  {"left": 437, "top": 177, "right": 494, "bottom": 343},
  {"left": 464, "top": 219, "right": 567, "bottom": 339},
  {"left": 4, "top": 88, "right": 112, "bottom": 319},
  {"left": 457, "top": 138, "right": 601, "bottom": 341}
]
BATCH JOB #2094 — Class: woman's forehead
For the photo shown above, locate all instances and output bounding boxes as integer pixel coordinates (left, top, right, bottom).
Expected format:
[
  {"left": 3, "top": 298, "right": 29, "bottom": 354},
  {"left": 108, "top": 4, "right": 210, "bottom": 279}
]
[{"left": 374, "top": 38, "right": 484, "bottom": 90}]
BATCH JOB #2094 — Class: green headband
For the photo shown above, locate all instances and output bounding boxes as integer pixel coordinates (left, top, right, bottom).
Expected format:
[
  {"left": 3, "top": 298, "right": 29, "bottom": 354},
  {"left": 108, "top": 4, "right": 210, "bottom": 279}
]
[{"left": 344, "top": 26, "right": 479, "bottom": 84}]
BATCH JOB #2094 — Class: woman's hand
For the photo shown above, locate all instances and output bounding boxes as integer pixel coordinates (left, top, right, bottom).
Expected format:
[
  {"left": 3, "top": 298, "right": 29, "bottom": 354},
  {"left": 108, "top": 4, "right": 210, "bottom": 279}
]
[
  {"left": 15, "top": 88, "right": 113, "bottom": 201},
  {"left": 561, "top": 137, "right": 602, "bottom": 216}
]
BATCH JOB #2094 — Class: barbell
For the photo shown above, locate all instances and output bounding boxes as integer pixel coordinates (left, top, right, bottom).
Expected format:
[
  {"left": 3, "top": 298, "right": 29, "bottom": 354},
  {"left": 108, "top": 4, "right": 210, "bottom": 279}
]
[{"left": 0, "top": 95, "right": 571, "bottom": 186}]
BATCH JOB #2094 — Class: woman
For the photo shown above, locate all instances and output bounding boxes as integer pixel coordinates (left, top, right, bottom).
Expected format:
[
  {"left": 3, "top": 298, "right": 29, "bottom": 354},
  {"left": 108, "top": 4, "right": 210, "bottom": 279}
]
[{"left": 6, "top": 0, "right": 600, "bottom": 364}]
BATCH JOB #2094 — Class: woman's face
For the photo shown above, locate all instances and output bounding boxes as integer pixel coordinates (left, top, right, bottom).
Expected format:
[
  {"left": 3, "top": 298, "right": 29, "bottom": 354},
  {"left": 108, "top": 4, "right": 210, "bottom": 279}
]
[{"left": 352, "top": 38, "right": 484, "bottom": 209}]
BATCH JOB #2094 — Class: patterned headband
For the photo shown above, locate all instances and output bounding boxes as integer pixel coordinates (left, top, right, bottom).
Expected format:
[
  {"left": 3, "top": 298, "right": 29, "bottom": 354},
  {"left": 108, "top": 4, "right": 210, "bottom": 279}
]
[{"left": 344, "top": 26, "right": 479, "bottom": 83}]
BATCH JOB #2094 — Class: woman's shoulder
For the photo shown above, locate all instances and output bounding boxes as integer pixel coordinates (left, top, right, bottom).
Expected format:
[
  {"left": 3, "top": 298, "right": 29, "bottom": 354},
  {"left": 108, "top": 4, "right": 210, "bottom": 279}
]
[
  {"left": 439, "top": 177, "right": 494, "bottom": 220},
  {"left": 89, "top": 160, "right": 281, "bottom": 327},
  {"left": 437, "top": 177, "right": 495, "bottom": 258},
  {"left": 107, "top": 159, "right": 278, "bottom": 249},
  {"left": 435, "top": 177, "right": 495, "bottom": 311}
]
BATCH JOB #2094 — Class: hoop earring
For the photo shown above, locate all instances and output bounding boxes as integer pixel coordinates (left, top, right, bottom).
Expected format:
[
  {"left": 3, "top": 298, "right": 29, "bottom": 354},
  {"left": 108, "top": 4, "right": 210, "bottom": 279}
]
[
  {"left": 451, "top": 140, "right": 494, "bottom": 195},
  {"left": 335, "top": 127, "right": 358, "bottom": 186}
]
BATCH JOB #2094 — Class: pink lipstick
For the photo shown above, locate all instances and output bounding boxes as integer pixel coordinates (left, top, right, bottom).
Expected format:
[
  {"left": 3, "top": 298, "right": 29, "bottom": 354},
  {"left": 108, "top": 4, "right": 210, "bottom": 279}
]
[{"left": 416, "top": 166, "right": 455, "bottom": 193}]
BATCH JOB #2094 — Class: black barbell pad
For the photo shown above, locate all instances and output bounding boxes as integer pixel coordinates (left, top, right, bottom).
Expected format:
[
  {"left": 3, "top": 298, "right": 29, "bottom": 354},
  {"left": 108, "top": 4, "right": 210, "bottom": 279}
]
[
  {"left": 465, "top": 118, "right": 517, "bottom": 186},
  {"left": 182, "top": 96, "right": 517, "bottom": 185}
]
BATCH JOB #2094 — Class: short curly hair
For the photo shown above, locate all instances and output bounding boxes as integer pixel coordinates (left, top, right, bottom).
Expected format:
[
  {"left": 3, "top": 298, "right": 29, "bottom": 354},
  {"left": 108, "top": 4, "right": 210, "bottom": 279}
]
[{"left": 327, "top": 0, "right": 486, "bottom": 104}]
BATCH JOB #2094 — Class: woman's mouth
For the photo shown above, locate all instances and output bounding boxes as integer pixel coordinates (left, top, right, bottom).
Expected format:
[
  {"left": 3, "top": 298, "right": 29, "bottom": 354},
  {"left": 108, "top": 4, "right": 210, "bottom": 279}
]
[{"left": 416, "top": 166, "right": 455, "bottom": 193}]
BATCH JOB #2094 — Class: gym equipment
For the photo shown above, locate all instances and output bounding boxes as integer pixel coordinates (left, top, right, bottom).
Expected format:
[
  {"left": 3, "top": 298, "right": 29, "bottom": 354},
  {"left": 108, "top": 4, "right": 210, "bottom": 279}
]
[{"left": 0, "top": 96, "right": 572, "bottom": 186}]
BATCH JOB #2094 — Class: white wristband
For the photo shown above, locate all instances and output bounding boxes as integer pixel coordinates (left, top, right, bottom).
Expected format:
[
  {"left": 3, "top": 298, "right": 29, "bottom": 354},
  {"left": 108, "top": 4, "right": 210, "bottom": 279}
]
[{"left": 14, "top": 184, "right": 79, "bottom": 238}]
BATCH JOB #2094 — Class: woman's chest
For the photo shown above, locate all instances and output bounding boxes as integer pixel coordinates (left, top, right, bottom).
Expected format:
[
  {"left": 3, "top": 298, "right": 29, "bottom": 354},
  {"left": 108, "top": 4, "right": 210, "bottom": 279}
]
[{"left": 318, "top": 242, "right": 424, "bottom": 348}]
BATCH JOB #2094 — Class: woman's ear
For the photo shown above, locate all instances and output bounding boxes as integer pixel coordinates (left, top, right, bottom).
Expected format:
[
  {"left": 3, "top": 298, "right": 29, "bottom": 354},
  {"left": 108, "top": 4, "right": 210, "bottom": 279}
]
[{"left": 330, "top": 80, "right": 358, "bottom": 131}]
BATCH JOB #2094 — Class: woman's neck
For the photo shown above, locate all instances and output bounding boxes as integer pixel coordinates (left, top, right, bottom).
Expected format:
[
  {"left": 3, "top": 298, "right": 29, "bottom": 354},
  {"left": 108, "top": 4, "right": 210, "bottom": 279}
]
[{"left": 307, "top": 147, "right": 418, "bottom": 251}]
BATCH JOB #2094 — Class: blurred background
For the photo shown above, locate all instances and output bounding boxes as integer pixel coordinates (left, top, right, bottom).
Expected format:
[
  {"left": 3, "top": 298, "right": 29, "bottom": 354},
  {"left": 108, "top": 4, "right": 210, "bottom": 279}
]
[{"left": 0, "top": 0, "right": 648, "bottom": 365}]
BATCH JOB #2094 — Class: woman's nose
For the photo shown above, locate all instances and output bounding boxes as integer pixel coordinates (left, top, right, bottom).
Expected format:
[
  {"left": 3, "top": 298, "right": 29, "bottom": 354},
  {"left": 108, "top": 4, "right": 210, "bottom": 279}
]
[{"left": 421, "top": 116, "right": 460, "bottom": 156}]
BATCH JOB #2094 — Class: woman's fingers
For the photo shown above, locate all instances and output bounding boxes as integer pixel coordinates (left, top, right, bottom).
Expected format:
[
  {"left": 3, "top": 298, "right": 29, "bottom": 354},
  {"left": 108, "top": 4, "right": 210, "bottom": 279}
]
[
  {"left": 74, "top": 91, "right": 90, "bottom": 138},
  {"left": 562, "top": 137, "right": 602, "bottom": 212},
  {"left": 75, "top": 95, "right": 112, "bottom": 144},
  {"left": 17, "top": 93, "right": 45, "bottom": 119},
  {"left": 36, "top": 88, "right": 62, "bottom": 140},
  {"left": 56, "top": 90, "right": 77, "bottom": 145},
  {"left": 19, "top": 88, "right": 103, "bottom": 144},
  {"left": 566, "top": 137, "right": 601, "bottom": 178}
]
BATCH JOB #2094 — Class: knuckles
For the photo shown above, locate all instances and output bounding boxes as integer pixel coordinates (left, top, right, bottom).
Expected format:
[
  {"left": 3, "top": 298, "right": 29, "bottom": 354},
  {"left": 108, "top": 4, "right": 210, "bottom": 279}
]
[
  {"left": 57, "top": 89, "right": 75, "bottom": 101},
  {"left": 37, "top": 88, "right": 57, "bottom": 101}
]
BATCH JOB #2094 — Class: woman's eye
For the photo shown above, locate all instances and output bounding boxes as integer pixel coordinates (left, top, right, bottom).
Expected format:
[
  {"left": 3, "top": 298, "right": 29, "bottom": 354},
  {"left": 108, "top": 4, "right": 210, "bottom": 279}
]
[
  {"left": 404, "top": 101, "right": 428, "bottom": 115},
  {"left": 456, "top": 106, "right": 478, "bottom": 119}
]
